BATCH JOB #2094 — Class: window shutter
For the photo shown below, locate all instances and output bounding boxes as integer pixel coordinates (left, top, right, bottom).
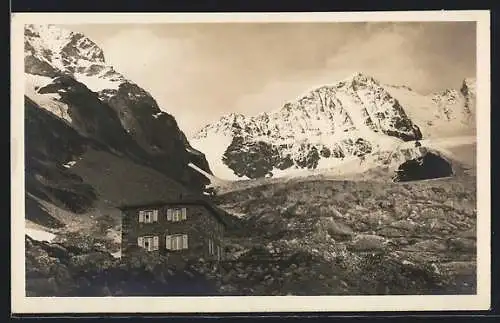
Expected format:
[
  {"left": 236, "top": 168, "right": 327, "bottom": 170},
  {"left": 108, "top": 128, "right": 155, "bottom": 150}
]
[
  {"left": 167, "top": 209, "right": 172, "bottom": 221},
  {"left": 137, "top": 236, "right": 144, "bottom": 248},
  {"left": 165, "top": 235, "right": 172, "bottom": 250},
  {"left": 138, "top": 211, "right": 144, "bottom": 223},
  {"left": 153, "top": 236, "right": 159, "bottom": 250},
  {"left": 182, "top": 234, "right": 188, "bottom": 249},
  {"left": 173, "top": 236, "right": 178, "bottom": 250},
  {"left": 153, "top": 209, "right": 158, "bottom": 222},
  {"left": 181, "top": 208, "right": 187, "bottom": 220}
]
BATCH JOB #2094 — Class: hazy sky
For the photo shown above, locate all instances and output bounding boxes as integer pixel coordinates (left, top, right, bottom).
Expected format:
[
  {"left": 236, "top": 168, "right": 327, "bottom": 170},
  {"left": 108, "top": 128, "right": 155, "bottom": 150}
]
[{"left": 62, "top": 22, "right": 476, "bottom": 136}]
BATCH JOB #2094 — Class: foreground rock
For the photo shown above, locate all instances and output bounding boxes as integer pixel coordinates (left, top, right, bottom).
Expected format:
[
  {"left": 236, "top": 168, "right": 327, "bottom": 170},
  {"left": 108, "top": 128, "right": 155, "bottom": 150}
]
[{"left": 215, "top": 175, "right": 477, "bottom": 295}]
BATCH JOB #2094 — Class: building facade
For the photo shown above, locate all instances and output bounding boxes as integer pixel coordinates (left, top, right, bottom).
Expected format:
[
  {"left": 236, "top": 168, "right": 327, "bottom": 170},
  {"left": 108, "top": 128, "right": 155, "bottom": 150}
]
[{"left": 119, "top": 199, "right": 226, "bottom": 261}]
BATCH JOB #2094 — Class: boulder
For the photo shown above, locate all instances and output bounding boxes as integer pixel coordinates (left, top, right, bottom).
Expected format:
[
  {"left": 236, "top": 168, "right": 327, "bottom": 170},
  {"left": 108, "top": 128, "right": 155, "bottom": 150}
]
[
  {"left": 447, "top": 238, "right": 476, "bottom": 252},
  {"left": 377, "top": 227, "right": 406, "bottom": 238},
  {"left": 390, "top": 219, "right": 419, "bottom": 232},
  {"left": 406, "top": 240, "right": 448, "bottom": 253},
  {"left": 316, "top": 217, "right": 354, "bottom": 239},
  {"left": 348, "top": 234, "right": 388, "bottom": 252}
]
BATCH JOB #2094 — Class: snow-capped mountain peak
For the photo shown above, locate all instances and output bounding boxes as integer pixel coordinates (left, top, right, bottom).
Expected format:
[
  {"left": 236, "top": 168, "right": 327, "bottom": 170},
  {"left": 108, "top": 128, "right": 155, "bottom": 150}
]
[
  {"left": 191, "top": 73, "right": 426, "bottom": 180},
  {"left": 195, "top": 72, "right": 421, "bottom": 142},
  {"left": 25, "top": 24, "right": 75, "bottom": 53},
  {"left": 25, "top": 24, "right": 130, "bottom": 98},
  {"left": 25, "top": 24, "right": 106, "bottom": 72},
  {"left": 24, "top": 24, "right": 213, "bottom": 192},
  {"left": 191, "top": 73, "right": 476, "bottom": 181},
  {"left": 342, "top": 71, "right": 379, "bottom": 85}
]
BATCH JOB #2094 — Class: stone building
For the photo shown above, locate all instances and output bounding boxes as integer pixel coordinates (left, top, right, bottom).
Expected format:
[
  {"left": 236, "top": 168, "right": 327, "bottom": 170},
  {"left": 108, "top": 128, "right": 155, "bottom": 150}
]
[{"left": 118, "top": 197, "right": 227, "bottom": 261}]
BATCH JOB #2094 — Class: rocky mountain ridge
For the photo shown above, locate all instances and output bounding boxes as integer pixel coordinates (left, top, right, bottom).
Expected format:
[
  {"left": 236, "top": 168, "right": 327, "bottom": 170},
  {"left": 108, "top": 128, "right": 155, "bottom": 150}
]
[
  {"left": 191, "top": 72, "right": 476, "bottom": 180},
  {"left": 24, "top": 24, "right": 212, "bottom": 229}
]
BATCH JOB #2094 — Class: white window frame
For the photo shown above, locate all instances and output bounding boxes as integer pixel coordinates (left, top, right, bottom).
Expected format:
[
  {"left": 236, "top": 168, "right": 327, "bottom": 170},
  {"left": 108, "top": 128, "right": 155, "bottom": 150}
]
[
  {"left": 166, "top": 208, "right": 187, "bottom": 222},
  {"left": 137, "top": 235, "right": 159, "bottom": 251},
  {"left": 138, "top": 209, "right": 158, "bottom": 223},
  {"left": 165, "top": 234, "right": 188, "bottom": 251}
]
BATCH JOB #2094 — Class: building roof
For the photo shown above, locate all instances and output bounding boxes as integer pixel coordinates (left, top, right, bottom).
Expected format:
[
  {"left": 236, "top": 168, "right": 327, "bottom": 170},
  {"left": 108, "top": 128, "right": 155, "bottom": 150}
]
[{"left": 116, "top": 197, "right": 229, "bottom": 227}]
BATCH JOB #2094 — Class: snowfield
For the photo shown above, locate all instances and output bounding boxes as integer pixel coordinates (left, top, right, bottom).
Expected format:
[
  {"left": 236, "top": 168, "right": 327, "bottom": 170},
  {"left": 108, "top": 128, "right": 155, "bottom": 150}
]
[
  {"left": 386, "top": 83, "right": 475, "bottom": 139},
  {"left": 195, "top": 135, "right": 475, "bottom": 188},
  {"left": 25, "top": 73, "right": 73, "bottom": 123},
  {"left": 190, "top": 134, "right": 250, "bottom": 181},
  {"left": 25, "top": 227, "right": 56, "bottom": 242},
  {"left": 187, "top": 162, "right": 229, "bottom": 187},
  {"left": 73, "top": 73, "right": 122, "bottom": 92}
]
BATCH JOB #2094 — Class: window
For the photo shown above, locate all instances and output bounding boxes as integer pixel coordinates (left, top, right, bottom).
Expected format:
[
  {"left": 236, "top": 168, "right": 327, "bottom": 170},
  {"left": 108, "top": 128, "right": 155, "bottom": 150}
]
[
  {"left": 165, "top": 234, "right": 188, "bottom": 250},
  {"left": 137, "top": 236, "right": 159, "bottom": 251},
  {"left": 166, "top": 208, "right": 187, "bottom": 222},
  {"left": 138, "top": 209, "right": 158, "bottom": 223}
]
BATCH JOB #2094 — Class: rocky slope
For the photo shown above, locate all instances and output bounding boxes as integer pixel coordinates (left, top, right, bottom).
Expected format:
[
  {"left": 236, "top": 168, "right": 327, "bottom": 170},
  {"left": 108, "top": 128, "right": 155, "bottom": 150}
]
[
  {"left": 191, "top": 73, "right": 475, "bottom": 180},
  {"left": 24, "top": 24, "right": 211, "bottom": 229},
  {"left": 25, "top": 171, "right": 477, "bottom": 296},
  {"left": 212, "top": 170, "right": 477, "bottom": 295}
]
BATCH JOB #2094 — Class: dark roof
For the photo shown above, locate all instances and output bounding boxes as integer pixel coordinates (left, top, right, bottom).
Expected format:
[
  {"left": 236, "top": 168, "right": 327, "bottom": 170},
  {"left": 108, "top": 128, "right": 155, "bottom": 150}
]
[{"left": 116, "top": 197, "right": 229, "bottom": 227}]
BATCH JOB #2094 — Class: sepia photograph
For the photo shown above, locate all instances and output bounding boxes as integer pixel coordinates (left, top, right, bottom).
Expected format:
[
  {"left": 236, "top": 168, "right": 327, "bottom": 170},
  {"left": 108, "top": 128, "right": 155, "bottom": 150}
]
[{"left": 11, "top": 11, "right": 490, "bottom": 313}]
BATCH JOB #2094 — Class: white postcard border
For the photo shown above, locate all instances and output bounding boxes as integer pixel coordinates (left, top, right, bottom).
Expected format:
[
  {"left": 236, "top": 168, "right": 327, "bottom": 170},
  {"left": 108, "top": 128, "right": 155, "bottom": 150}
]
[{"left": 11, "top": 10, "right": 491, "bottom": 314}]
